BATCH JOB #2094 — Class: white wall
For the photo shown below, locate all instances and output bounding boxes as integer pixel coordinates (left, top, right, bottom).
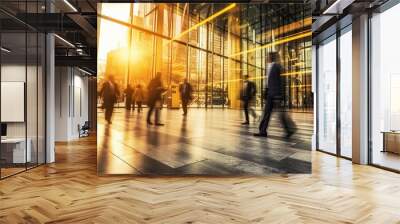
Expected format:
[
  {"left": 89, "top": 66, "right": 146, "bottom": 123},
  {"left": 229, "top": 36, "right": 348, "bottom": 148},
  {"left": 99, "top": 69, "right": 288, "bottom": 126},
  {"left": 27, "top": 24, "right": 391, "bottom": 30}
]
[
  {"left": 1, "top": 65, "right": 27, "bottom": 139},
  {"left": 1, "top": 65, "right": 42, "bottom": 136},
  {"left": 1, "top": 63, "right": 46, "bottom": 164},
  {"left": 55, "top": 67, "right": 89, "bottom": 141}
]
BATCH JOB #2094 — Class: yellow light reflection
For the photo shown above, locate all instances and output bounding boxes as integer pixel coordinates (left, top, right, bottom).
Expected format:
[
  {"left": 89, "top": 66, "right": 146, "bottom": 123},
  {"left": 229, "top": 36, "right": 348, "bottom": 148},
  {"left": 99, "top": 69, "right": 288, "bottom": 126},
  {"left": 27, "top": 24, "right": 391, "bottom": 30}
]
[
  {"left": 198, "top": 70, "right": 312, "bottom": 86},
  {"left": 170, "top": 3, "right": 237, "bottom": 42},
  {"left": 281, "top": 70, "right": 311, "bottom": 77},
  {"left": 262, "top": 17, "right": 312, "bottom": 40},
  {"left": 230, "top": 31, "right": 312, "bottom": 57}
]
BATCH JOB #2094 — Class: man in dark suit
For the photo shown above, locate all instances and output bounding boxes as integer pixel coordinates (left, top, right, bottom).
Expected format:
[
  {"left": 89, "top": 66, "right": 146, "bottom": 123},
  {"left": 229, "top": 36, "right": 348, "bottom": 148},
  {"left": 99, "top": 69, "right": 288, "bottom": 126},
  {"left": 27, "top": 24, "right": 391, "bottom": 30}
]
[
  {"left": 179, "top": 78, "right": 193, "bottom": 116},
  {"left": 100, "top": 75, "right": 119, "bottom": 124},
  {"left": 241, "top": 75, "right": 257, "bottom": 125},
  {"left": 254, "top": 52, "right": 296, "bottom": 138},
  {"left": 124, "top": 84, "right": 134, "bottom": 110},
  {"left": 147, "top": 72, "right": 165, "bottom": 126}
]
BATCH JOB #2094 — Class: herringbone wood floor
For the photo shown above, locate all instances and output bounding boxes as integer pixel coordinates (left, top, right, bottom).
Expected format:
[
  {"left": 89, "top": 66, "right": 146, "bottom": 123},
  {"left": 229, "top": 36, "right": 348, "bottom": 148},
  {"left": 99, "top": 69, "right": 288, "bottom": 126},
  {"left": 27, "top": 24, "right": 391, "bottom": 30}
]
[{"left": 1, "top": 136, "right": 400, "bottom": 223}]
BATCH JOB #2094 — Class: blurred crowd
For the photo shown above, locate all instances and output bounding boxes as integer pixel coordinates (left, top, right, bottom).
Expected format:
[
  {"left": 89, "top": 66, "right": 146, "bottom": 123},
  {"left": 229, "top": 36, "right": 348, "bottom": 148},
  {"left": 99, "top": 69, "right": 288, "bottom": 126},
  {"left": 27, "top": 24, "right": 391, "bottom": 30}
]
[{"left": 99, "top": 52, "right": 296, "bottom": 138}]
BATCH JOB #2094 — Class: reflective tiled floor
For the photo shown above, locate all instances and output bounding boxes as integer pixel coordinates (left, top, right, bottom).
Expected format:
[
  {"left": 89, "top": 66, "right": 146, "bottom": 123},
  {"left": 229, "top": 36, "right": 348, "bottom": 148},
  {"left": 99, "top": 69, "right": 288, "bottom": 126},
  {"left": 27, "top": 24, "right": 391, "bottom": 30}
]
[{"left": 97, "top": 108, "right": 313, "bottom": 175}]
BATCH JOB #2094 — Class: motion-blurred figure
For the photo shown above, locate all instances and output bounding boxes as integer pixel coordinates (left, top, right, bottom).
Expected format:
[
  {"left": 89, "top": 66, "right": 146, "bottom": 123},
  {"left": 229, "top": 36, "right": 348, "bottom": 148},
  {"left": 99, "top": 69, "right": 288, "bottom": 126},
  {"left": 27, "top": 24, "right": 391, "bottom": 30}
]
[
  {"left": 124, "top": 84, "right": 134, "bottom": 110},
  {"left": 147, "top": 72, "right": 165, "bottom": 125},
  {"left": 100, "top": 75, "right": 119, "bottom": 124},
  {"left": 179, "top": 78, "right": 193, "bottom": 116},
  {"left": 134, "top": 84, "right": 145, "bottom": 112},
  {"left": 240, "top": 75, "right": 257, "bottom": 125},
  {"left": 255, "top": 52, "right": 296, "bottom": 138}
]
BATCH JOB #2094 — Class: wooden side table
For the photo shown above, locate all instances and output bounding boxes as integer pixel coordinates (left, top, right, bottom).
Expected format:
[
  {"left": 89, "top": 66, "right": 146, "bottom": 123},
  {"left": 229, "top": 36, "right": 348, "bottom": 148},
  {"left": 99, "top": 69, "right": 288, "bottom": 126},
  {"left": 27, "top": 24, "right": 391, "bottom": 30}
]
[{"left": 382, "top": 131, "right": 400, "bottom": 154}]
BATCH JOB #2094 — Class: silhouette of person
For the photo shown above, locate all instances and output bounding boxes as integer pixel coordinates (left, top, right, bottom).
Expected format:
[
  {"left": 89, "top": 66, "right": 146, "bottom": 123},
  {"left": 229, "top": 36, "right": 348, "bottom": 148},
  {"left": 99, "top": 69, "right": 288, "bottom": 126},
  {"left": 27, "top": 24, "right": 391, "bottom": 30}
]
[
  {"left": 240, "top": 75, "right": 257, "bottom": 125},
  {"left": 124, "top": 84, "right": 134, "bottom": 110},
  {"left": 254, "top": 52, "right": 296, "bottom": 138},
  {"left": 100, "top": 75, "right": 119, "bottom": 124},
  {"left": 179, "top": 78, "right": 193, "bottom": 116},
  {"left": 134, "top": 84, "right": 145, "bottom": 112},
  {"left": 147, "top": 72, "right": 165, "bottom": 126}
]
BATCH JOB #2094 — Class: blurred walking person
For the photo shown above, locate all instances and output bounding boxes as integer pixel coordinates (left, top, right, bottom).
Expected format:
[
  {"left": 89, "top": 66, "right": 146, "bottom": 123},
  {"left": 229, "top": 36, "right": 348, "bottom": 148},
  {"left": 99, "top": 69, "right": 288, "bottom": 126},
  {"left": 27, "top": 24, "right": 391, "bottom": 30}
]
[
  {"left": 124, "top": 84, "right": 134, "bottom": 110},
  {"left": 147, "top": 72, "right": 165, "bottom": 126},
  {"left": 179, "top": 78, "right": 193, "bottom": 116},
  {"left": 100, "top": 75, "right": 119, "bottom": 124},
  {"left": 134, "top": 84, "right": 145, "bottom": 112},
  {"left": 254, "top": 52, "right": 296, "bottom": 138},
  {"left": 241, "top": 75, "right": 257, "bottom": 125}
]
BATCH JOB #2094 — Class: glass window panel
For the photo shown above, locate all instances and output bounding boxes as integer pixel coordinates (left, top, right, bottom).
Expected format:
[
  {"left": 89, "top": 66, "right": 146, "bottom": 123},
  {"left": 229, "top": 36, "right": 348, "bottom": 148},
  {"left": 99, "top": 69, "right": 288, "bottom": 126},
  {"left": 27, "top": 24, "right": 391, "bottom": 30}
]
[
  {"left": 371, "top": 4, "right": 400, "bottom": 171},
  {"left": 171, "top": 42, "right": 187, "bottom": 81},
  {"left": 212, "top": 55, "right": 223, "bottom": 107},
  {"left": 339, "top": 28, "right": 352, "bottom": 158},
  {"left": 98, "top": 3, "right": 130, "bottom": 76},
  {"left": 317, "top": 36, "right": 337, "bottom": 154},
  {"left": 1, "top": 31, "right": 28, "bottom": 177},
  {"left": 198, "top": 50, "right": 207, "bottom": 107}
]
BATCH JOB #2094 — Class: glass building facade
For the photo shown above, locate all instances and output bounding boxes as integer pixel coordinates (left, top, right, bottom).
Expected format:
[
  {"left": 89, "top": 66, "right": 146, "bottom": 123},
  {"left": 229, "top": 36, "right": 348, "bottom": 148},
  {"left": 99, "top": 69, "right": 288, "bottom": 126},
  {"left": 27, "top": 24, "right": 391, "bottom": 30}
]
[{"left": 98, "top": 3, "right": 312, "bottom": 111}]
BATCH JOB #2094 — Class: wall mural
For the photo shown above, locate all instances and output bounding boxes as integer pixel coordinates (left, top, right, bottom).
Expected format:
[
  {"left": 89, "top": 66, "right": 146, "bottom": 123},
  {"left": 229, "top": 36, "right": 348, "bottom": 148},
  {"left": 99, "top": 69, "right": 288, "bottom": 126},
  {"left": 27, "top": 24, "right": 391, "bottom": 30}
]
[{"left": 97, "top": 3, "right": 312, "bottom": 176}]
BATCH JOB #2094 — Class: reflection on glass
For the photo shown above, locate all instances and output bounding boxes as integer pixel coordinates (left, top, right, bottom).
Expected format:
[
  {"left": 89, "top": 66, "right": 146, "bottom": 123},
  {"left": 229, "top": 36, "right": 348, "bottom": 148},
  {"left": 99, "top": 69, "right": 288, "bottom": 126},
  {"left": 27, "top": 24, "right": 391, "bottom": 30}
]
[{"left": 317, "top": 36, "right": 337, "bottom": 154}]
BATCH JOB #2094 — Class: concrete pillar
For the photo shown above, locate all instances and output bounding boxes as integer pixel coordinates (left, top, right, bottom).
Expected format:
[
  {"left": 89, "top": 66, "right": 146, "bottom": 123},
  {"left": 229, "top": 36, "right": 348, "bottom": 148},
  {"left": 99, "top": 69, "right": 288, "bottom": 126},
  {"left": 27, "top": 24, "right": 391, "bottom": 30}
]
[
  {"left": 46, "top": 32, "right": 55, "bottom": 163},
  {"left": 352, "top": 14, "right": 369, "bottom": 164}
]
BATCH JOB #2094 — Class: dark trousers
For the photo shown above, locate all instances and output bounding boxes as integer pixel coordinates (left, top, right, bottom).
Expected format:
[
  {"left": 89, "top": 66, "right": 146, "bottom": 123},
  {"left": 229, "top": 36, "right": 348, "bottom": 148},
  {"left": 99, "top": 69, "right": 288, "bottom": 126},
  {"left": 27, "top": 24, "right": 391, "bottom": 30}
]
[
  {"left": 126, "top": 99, "right": 136, "bottom": 110},
  {"left": 137, "top": 101, "right": 142, "bottom": 112},
  {"left": 259, "top": 96, "right": 294, "bottom": 135},
  {"left": 182, "top": 99, "right": 189, "bottom": 115},
  {"left": 105, "top": 106, "right": 114, "bottom": 123},
  {"left": 125, "top": 98, "right": 132, "bottom": 110},
  {"left": 243, "top": 100, "right": 256, "bottom": 122},
  {"left": 147, "top": 102, "right": 160, "bottom": 124}
]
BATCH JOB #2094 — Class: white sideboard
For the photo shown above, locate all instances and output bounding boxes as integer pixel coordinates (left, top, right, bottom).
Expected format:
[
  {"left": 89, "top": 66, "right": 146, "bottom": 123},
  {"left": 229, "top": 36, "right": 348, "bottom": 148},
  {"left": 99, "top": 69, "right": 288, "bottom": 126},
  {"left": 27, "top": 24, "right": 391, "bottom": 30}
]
[{"left": 1, "top": 138, "right": 32, "bottom": 163}]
